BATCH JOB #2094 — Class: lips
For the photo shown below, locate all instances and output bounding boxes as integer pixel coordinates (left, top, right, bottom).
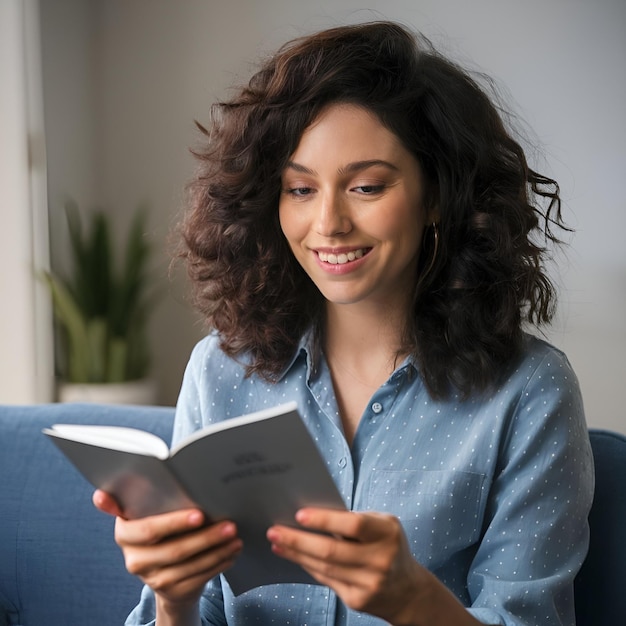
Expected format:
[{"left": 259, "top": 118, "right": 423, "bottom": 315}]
[{"left": 317, "top": 248, "right": 370, "bottom": 265}]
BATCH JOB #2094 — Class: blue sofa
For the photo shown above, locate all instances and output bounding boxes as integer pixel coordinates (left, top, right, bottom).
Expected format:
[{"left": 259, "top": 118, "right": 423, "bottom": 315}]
[
  {"left": 1, "top": 402, "right": 624, "bottom": 625},
  {"left": 0, "top": 402, "right": 175, "bottom": 626}
]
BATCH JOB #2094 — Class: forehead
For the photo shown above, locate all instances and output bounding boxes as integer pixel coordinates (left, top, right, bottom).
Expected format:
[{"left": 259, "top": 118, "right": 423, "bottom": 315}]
[{"left": 289, "top": 103, "right": 407, "bottom": 162}]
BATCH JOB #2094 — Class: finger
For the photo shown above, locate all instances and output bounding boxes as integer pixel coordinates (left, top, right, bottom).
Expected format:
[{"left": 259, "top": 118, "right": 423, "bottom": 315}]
[
  {"left": 295, "top": 508, "right": 393, "bottom": 542},
  {"left": 122, "top": 520, "right": 239, "bottom": 576},
  {"left": 115, "top": 508, "right": 207, "bottom": 547},
  {"left": 128, "top": 525, "right": 242, "bottom": 585},
  {"left": 269, "top": 527, "right": 393, "bottom": 599},
  {"left": 268, "top": 511, "right": 406, "bottom": 577},
  {"left": 129, "top": 528, "right": 243, "bottom": 606},
  {"left": 92, "top": 489, "right": 124, "bottom": 517},
  {"left": 270, "top": 524, "right": 374, "bottom": 565}
]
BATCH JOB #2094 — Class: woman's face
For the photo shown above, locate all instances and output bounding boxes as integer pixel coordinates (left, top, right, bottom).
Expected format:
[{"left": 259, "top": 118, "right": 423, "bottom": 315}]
[{"left": 279, "top": 103, "right": 432, "bottom": 311}]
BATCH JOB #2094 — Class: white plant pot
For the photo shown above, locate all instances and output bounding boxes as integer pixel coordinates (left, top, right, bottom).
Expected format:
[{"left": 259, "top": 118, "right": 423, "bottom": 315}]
[{"left": 57, "top": 378, "right": 158, "bottom": 406}]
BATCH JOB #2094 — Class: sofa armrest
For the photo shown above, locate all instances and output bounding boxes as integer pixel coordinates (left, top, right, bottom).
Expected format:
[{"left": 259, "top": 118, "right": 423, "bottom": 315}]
[{"left": 0, "top": 402, "right": 175, "bottom": 626}]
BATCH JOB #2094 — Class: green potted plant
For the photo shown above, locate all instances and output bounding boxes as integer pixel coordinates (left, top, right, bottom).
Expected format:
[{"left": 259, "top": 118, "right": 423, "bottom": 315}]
[{"left": 42, "top": 201, "right": 160, "bottom": 404}]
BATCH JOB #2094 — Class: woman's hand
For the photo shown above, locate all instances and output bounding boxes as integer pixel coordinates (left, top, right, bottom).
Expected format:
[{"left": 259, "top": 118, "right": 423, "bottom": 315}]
[
  {"left": 93, "top": 490, "right": 242, "bottom": 618},
  {"left": 267, "top": 508, "right": 425, "bottom": 624},
  {"left": 267, "top": 508, "right": 482, "bottom": 626}
]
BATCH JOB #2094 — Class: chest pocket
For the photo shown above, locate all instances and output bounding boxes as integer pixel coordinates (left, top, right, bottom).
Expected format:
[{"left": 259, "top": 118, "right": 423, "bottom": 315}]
[{"left": 364, "top": 469, "right": 487, "bottom": 566}]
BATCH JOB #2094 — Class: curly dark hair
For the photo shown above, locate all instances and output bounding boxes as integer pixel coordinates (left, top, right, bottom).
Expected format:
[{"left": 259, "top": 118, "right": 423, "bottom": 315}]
[{"left": 179, "top": 20, "right": 568, "bottom": 398}]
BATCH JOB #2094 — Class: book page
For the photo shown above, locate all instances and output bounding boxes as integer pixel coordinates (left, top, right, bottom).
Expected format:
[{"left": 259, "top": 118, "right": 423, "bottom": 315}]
[
  {"left": 171, "top": 401, "right": 299, "bottom": 454},
  {"left": 45, "top": 424, "right": 170, "bottom": 458}
]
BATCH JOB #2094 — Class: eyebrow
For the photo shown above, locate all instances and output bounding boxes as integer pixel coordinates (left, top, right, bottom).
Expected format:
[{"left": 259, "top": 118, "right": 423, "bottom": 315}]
[{"left": 283, "top": 159, "right": 400, "bottom": 176}]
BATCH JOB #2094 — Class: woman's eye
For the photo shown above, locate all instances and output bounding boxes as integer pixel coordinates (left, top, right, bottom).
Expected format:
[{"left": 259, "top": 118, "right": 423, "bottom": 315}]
[
  {"left": 286, "top": 187, "right": 313, "bottom": 197},
  {"left": 353, "top": 184, "right": 385, "bottom": 194}
]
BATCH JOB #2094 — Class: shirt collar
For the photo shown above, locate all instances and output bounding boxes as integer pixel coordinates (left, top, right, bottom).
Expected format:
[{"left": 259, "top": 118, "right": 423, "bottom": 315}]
[
  {"left": 276, "top": 327, "right": 317, "bottom": 383},
  {"left": 276, "top": 327, "right": 418, "bottom": 383}
]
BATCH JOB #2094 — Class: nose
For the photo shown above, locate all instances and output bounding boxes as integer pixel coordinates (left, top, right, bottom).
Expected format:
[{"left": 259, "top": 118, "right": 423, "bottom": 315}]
[{"left": 314, "top": 191, "right": 352, "bottom": 237}]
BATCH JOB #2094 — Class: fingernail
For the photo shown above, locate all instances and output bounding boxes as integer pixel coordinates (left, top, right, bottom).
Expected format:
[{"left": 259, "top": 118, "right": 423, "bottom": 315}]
[
  {"left": 188, "top": 510, "right": 204, "bottom": 525},
  {"left": 221, "top": 522, "right": 236, "bottom": 537}
]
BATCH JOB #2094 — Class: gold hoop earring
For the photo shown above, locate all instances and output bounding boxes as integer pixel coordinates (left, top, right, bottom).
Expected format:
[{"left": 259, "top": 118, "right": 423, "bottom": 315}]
[{"left": 420, "top": 222, "right": 439, "bottom": 282}]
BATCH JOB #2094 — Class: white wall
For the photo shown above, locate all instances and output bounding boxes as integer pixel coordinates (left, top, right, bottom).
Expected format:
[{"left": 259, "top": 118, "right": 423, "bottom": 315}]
[
  {"left": 0, "top": 0, "right": 53, "bottom": 404},
  {"left": 40, "top": 0, "right": 625, "bottom": 431},
  {"left": 39, "top": 0, "right": 99, "bottom": 276}
]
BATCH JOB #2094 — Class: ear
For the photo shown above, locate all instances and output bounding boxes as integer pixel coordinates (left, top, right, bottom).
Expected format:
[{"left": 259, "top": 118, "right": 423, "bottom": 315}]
[
  {"left": 422, "top": 179, "right": 440, "bottom": 225},
  {"left": 427, "top": 206, "right": 440, "bottom": 226}
]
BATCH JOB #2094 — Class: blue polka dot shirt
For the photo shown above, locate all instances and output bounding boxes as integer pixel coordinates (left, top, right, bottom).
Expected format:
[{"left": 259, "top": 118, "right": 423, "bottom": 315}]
[{"left": 126, "top": 331, "right": 593, "bottom": 626}]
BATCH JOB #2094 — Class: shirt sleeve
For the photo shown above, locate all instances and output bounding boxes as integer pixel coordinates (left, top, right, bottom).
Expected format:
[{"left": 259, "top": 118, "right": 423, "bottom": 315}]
[
  {"left": 171, "top": 337, "right": 211, "bottom": 446},
  {"left": 124, "top": 581, "right": 227, "bottom": 626},
  {"left": 465, "top": 349, "right": 594, "bottom": 625}
]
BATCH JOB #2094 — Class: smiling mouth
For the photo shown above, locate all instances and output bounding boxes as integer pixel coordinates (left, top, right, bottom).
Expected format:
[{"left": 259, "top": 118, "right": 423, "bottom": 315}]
[{"left": 317, "top": 248, "right": 370, "bottom": 265}]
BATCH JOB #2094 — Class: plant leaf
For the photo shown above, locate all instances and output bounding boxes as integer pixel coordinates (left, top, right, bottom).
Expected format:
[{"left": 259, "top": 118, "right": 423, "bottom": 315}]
[
  {"left": 40, "top": 271, "right": 90, "bottom": 383},
  {"left": 43, "top": 203, "right": 161, "bottom": 383},
  {"left": 107, "top": 336, "right": 128, "bottom": 383},
  {"left": 85, "top": 317, "right": 108, "bottom": 382}
]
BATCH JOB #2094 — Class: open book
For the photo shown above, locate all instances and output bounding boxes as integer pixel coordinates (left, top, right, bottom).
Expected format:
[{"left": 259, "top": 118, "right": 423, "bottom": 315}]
[{"left": 43, "top": 401, "right": 346, "bottom": 595}]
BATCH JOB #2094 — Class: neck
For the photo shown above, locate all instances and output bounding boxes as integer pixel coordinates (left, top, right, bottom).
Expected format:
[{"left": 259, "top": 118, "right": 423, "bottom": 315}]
[
  {"left": 323, "top": 301, "right": 408, "bottom": 382},
  {"left": 322, "top": 302, "right": 409, "bottom": 444}
]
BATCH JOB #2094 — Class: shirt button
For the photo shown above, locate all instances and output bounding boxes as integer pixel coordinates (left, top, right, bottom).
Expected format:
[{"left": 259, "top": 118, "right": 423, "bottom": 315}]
[
  {"left": 371, "top": 402, "right": 383, "bottom": 414},
  {"left": 338, "top": 456, "right": 348, "bottom": 468}
]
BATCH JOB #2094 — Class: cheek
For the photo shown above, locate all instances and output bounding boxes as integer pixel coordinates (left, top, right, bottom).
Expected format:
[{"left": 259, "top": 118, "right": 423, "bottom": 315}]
[
  {"left": 279, "top": 205, "right": 305, "bottom": 248},
  {"left": 278, "top": 204, "right": 291, "bottom": 240},
  {"left": 380, "top": 203, "right": 425, "bottom": 250}
]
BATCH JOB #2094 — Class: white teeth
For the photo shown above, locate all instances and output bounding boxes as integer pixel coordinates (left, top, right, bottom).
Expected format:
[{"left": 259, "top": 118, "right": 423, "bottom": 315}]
[{"left": 318, "top": 249, "right": 366, "bottom": 264}]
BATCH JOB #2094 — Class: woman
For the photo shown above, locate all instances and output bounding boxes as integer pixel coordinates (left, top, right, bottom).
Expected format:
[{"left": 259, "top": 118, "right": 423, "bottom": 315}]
[{"left": 95, "top": 21, "right": 593, "bottom": 626}]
